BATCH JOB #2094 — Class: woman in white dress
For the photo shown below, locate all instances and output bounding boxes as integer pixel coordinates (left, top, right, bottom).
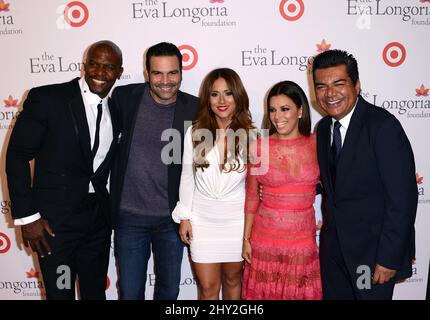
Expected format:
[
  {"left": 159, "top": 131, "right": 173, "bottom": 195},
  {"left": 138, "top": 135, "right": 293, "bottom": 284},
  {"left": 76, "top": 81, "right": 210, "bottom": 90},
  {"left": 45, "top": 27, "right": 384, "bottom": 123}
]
[{"left": 172, "top": 68, "right": 255, "bottom": 300}]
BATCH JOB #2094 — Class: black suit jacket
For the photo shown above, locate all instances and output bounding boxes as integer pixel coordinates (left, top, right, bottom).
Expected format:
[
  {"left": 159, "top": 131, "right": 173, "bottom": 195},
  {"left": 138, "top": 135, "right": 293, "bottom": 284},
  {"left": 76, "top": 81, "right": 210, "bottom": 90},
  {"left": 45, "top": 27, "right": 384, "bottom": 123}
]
[
  {"left": 317, "top": 96, "right": 418, "bottom": 282},
  {"left": 109, "top": 83, "right": 199, "bottom": 226},
  {"left": 6, "top": 78, "right": 119, "bottom": 229}
]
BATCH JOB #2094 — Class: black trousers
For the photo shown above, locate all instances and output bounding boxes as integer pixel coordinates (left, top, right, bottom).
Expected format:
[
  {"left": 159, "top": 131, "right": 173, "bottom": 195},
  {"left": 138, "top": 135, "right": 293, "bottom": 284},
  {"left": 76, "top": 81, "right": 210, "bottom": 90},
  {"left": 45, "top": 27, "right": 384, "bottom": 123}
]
[
  {"left": 321, "top": 227, "right": 395, "bottom": 300},
  {"left": 39, "top": 194, "right": 111, "bottom": 300}
]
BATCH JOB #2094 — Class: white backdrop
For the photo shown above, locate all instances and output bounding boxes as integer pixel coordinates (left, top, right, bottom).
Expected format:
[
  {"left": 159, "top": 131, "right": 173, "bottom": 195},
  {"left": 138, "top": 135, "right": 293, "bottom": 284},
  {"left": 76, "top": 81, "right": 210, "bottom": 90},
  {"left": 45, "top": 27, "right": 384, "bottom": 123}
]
[{"left": 0, "top": 0, "right": 428, "bottom": 300}]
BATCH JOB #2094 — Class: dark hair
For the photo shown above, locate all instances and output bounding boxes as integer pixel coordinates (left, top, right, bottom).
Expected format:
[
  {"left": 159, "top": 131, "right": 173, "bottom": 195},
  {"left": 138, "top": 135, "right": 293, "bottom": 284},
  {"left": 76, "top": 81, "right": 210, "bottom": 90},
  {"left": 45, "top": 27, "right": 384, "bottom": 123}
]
[
  {"left": 145, "top": 42, "right": 182, "bottom": 72},
  {"left": 312, "top": 49, "right": 359, "bottom": 86},
  {"left": 193, "top": 68, "right": 255, "bottom": 172},
  {"left": 262, "top": 80, "right": 311, "bottom": 137},
  {"left": 87, "top": 40, "right": 123, "bottom": 66}
]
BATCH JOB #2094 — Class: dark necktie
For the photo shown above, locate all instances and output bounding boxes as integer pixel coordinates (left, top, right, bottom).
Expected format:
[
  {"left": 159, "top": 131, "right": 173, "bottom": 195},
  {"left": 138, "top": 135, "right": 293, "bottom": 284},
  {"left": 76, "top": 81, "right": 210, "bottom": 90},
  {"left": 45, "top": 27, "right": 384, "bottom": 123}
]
[
  {"left": 91, "top": 102, "right": 102, "bottom": 159},
  {"left": 330, "top": 120, "right": 342, "bottom": 187}
]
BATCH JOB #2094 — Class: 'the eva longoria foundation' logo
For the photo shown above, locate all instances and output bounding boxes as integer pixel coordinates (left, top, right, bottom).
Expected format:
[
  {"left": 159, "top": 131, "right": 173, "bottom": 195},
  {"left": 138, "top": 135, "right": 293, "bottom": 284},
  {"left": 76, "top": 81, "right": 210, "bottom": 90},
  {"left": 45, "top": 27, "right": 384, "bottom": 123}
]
[
  {"left": 346, "top": 0, "right": 430, "bottom": 27},
  {"left": 131, "top": 0, "right": 237, "bottom": 27},
  {"left": 1, "top": 94, "right": 20, "bottom": 130},
  {"left": 240, "top": 41, "right": 317, "bottom": 72},
  {"left": 0, "top": 1, "right": 23, "bottom": 36},
  {"left": 0, "top": 270, "right": 45, "bottom": 297},
  {"left": 364, "top": 84, "right": 430, "bottom": 118},
  {"left": 28, "top": 51, "right": 84, "bottom": 74}
]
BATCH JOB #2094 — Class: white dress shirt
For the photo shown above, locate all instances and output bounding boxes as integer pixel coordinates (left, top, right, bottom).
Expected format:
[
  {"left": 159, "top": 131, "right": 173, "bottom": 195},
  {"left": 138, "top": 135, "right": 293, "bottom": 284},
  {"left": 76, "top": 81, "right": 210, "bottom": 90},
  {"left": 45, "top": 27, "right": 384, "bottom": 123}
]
[
  {"left": 80, "top": 77, "right": 113, "bottom": 190},
  {"left": 14, "top": 77, "right": 113, "bottom": 225}
]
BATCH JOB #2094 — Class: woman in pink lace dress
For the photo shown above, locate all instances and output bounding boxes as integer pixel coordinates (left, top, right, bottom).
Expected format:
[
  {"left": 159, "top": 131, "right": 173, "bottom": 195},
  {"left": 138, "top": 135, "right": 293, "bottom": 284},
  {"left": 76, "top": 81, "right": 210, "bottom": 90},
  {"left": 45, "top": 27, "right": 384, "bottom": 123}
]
[{"left": 242, "top": 80, "right": 322, "bottom": 300}]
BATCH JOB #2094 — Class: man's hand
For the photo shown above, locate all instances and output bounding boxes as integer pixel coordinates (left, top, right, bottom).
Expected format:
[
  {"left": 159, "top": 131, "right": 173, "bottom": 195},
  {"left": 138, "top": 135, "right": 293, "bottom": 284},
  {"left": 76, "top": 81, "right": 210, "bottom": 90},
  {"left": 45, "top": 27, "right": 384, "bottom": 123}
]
[
  {"left": 372, "top": 264, "right": 397, "bottom": 285},
  {"left": 21, "top": 219, "right": 55, "bottom": 258},
  {"left": 242, "top": 240, "right": 252, "bottom": 264},
  {"left": 179, "top": 220, "right": 193, "bottom": 245}
]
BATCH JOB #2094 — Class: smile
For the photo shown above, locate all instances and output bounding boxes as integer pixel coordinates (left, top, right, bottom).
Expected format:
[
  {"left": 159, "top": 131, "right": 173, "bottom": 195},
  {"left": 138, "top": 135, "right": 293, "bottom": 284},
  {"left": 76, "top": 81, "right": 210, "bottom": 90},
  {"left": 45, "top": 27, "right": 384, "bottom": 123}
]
[
  {"left": 159, "top": 86, "right": 174, "bottom": 92},
  {"left": 327, "top": 98, "right": 342, "bottom": 105},
  {"left": 217, "top": 105, "right": 229, "bottom": 112},
  {"left": 91, "top": 79, "right": 107, "bottom": 85},
  {"left": 275, "top": 121, "right": 288, "bottom": 128}
]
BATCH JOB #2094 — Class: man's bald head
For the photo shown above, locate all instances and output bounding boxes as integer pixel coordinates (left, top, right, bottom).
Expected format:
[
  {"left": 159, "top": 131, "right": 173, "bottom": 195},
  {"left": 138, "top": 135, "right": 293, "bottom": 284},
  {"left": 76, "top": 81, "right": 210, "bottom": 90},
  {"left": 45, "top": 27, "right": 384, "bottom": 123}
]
[{"left": 87, "top": 40, "right": 123, "bottom": 66}]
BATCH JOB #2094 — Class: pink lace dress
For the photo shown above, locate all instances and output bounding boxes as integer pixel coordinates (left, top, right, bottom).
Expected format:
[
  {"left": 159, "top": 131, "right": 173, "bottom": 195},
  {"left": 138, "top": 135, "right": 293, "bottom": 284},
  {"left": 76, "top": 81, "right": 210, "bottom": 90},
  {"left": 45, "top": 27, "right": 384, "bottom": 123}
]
[{"left": 242, "top": 134, "right": 322, "bottom": 300}]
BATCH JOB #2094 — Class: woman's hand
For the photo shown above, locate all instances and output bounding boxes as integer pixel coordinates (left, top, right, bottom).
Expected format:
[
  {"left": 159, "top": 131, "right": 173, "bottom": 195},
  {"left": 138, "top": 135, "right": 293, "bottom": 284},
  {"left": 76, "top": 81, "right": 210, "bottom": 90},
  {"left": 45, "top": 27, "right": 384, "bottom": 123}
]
[
  {"left": 179, "top": 220, "right": 193, "bottom": 245},
  {"left": 242, "top": 239, "right": 252, "bottom": 264}
]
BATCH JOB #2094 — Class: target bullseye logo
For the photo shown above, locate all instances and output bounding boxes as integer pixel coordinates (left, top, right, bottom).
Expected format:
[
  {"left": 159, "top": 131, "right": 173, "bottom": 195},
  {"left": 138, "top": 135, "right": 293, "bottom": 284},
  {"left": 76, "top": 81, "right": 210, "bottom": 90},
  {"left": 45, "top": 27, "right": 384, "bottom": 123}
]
[
  {"left": 279, "top": 0, "right": 305, "bottom": 21},
  {"left": 383, "top": 42, "right": 406, "bottom": 67},
  {"left": 0, "top": 232, "right": 11, "bottom": 254},
  {"left": 178, "top": 45, "right": 198, "bottom": 71},
  {"left": 64, "top": 1, "right": 89, "bottom": 27}
]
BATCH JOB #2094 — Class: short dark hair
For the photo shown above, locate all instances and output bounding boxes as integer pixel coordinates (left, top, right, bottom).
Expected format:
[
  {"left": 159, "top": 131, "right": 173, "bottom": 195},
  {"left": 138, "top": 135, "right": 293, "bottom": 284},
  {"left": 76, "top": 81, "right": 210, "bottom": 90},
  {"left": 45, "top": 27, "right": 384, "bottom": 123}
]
[
  {"left": 145, "top": 42, "right": 182, "bottom": 72},
  {"left": 312, "top": 49, "right": 359, "bottom": 86},
  {"left": 263, "top": 80, "right": 311, "bottom": 137}
]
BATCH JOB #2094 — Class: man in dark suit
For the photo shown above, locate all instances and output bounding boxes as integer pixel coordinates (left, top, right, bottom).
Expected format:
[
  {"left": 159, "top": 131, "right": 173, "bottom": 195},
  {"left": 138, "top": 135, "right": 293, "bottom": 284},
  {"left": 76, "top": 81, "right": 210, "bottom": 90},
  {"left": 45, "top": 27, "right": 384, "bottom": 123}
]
[
  {"left": 6, "top": 40, "right": 123, "bottom": 300},
  {"left": 312, "top": 49, "right": 417, "bottom": 299},
  {"left": 110, "top": 42, "right": 199, "bottom": 300}
]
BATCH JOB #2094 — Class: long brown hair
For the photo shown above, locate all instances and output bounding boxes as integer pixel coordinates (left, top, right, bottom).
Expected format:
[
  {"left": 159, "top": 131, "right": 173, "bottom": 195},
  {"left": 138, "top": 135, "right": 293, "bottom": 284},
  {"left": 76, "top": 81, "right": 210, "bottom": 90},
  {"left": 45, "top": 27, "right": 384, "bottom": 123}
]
[{"left": 193, "top": 68, "right": 255, "bottom": 172}]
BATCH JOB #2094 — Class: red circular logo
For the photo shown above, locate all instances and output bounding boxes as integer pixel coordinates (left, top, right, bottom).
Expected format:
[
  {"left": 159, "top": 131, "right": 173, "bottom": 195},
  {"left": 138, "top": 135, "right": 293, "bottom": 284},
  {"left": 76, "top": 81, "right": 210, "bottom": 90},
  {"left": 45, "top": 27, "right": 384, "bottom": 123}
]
[
  {"left": 178, "top": 45, "right": 198, "bottom": 71},
  {"left": 106, "top": 276, "right": 110, "bottom": 290},
  {"left": 382, "top": 42, "right": 406, "bottom": 67},
  {"left": 279, "top": 0, "right": 305, "bottom": 21},
  {"left": 0, "top": 232, "right": 11, "bottom": 254},
  {"left": 64, "top": 1, "right": 89, "bottom": 27}
]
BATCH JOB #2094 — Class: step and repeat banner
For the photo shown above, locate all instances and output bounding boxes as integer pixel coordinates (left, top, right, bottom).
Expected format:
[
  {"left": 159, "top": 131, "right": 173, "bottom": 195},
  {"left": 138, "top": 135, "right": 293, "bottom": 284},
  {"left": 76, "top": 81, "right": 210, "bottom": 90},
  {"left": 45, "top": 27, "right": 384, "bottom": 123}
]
[{"left": 0, "top": 0, "right": 429, "bottom": 300}]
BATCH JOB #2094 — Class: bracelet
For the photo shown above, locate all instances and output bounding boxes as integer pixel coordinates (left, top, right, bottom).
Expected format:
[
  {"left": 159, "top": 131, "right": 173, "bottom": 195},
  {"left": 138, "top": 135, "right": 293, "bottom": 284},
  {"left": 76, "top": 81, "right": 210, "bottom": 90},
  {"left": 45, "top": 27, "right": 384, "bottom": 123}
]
[{"left": 243, "top": 237, "right": 250, "bottom": 241}]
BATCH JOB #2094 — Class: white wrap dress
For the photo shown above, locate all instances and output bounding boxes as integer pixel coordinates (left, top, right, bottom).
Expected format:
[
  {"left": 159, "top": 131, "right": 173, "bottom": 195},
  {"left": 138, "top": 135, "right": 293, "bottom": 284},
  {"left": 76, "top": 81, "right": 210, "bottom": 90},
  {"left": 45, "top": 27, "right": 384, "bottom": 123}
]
[{"left": 172, "top": 127, "right": 246, "bottom": 263}]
